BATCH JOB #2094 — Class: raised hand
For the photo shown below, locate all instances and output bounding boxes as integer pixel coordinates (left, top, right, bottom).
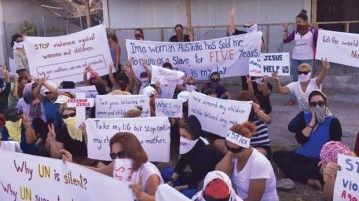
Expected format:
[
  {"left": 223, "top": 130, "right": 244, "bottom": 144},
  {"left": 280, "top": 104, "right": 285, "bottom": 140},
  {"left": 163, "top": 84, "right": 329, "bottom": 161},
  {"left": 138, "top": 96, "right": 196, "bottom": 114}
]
[
  {"left": 229, "top": 8, "right": 235, "bottom": 17},
  {"left": 283, "top": 23, "right": 289, "bottom": 31},
  {"left": 59, "top": 149, "right": 73, "bottom": 163},
  {"left": 263, "top": 75, "right": 268, "bottom": 82},
  {"left": 47, "top": 123, "right": 57, "bottom": 141},
  {"left": 246, "top": 76, "right": 252, "bottom": 85},
  {"left": 129, "top": 174, "right": 144, "bottom": 200},
  {"left": 321, "top": 58, "right": 330, "bottom": 70},
  {"left": 271, "top": 72, "right": 279, "bottom": 80},
  {"left": 22, "top": 113, "right": 31, "bottom": 128},
  {"left": 189, "top": 32, "right": 194, "bottom": 42}
]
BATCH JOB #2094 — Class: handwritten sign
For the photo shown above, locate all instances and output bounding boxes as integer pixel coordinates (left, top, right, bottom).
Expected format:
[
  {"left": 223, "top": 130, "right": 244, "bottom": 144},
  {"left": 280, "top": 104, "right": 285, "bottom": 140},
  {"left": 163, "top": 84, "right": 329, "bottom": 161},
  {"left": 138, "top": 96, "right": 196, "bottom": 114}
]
[
  {"left": 226, "top": 131, "right": 251, "bottom": 148},
  {"left": 113, "top": 159, "right": 140, "bottom": 184},
  {"left": 334, "top": 154, "right": 359, "bottom": 201},
  {"left": 67, "top": 93, "right": 94, "bottom": 127},
  {"left": 86, "top": 117, "right": 171, "bottom": 162},
  {"left": 0, "top": 151, "right": 134, "bottom": 201},
  {"left": 151, "top": 65, "right": 185, "bottom": 85},
  {"left": 249, "top": 53, "right": 290, "bottom": 76},
  {"left": 126, "top": 32, "right": 262, "bottom": 80},
  {"left": 96, "top": 95, "right": 150, "bottom": 118},
  {"left": 155, "top": 99, "right": 183, "bottom": 118},
  {"left": 188, "top": 91, "right": 252, "bottom": 137},
  {"left": 23, "top": 24, "right": 112, "bottom": 85},
  {"left": 76, "top": 85, "right": 99, "bottom": 98},
  {"left": 316, "top": 30, "right": 359, "bottom": 68},
  {"left": 58, "top": 88, "right": 76, "bottom": 95}
]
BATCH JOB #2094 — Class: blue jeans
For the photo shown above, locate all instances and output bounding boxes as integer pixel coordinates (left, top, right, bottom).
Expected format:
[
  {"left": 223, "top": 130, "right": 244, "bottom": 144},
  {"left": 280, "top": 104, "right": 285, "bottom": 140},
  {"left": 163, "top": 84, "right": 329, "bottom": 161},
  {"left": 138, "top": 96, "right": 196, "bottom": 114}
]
[
  {"left": 290, "top": 59, "right": 314, "bottom": 100},
  {"left": 161, "top": 167, "right": 198, "bottom": 198}
]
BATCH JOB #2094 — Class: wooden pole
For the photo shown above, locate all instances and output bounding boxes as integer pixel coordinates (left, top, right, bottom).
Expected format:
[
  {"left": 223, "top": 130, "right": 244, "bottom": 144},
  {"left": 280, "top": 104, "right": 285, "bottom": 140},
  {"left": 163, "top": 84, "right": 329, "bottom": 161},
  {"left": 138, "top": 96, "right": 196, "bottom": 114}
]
[
  {"left": 311, "top": 0, "right": 318, "bottom": 27},
  {"left": 85, "top": 0, "right": 91, "bottom": 28},
  {"left": 186, "top": 0, "right": 192, "bottom": 34}
]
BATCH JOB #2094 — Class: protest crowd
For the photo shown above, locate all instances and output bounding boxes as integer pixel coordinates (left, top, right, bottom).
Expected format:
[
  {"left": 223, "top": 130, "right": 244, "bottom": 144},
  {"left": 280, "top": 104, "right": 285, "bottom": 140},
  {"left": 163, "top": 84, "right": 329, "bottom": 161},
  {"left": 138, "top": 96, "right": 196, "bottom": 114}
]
[{"left": 1, "top": 8, "right": 359, "bottom": 201}]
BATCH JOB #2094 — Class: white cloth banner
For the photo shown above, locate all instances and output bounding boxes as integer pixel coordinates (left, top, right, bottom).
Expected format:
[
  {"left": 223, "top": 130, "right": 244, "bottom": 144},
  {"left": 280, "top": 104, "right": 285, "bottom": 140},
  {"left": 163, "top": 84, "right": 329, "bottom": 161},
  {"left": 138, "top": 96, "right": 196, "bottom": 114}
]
[
  {"left": 249, "top": 53, "right": 290, "bottom": 76},
  {"left": 0, "top": 151, "right": 134, "bottom": 201},
  {"left": 23, "top": 25, "right": 112, "bottom": 85},
  {"left": 126, "top": 32, "right": 262, "bottom": 80},
  {"left": 76, "top": 85, "right": 99, "bottom": 98},
  {"left": 96, "top": 95, "right": 150, "bottom": 117},
  {"left": 334, "top": 154, "right": 359, "bottom": 201},
  {"left": 151, "top": 65, "right": 185, "bottom": 85},
  {"left": 86, "top": 117, "right": 171, "bottom": 162},
  {"left": 155, "top": 184, "right": 191, "bottom": 201},
  {"left": 189, "top": 91, "right": 252, "bottom": 137},
  {"left": 155, "top": 99, "right": 183, "bottom": 118},
  {"left": 316, "top": 30, "right": 359, "bottom": 68}
]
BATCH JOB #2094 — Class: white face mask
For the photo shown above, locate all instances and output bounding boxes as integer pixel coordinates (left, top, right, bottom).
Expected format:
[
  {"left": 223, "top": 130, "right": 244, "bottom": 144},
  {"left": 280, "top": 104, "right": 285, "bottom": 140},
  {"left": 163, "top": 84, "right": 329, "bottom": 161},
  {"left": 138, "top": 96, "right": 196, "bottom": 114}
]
[
  {"left": 179, "top": 136, "right": 198, "bottom": 154},
  {"left": 314, "top": 105, "right": 326, "bottom": 123},
  {"left": 253, "top": 78, "right": 263, "bottom": 85},
  {"left": 298, "top": 72, "right": 311, "bottom": 83},
  {"left": 186, "top": 84, "right": 197, "bottom": 92},
  {"left": 141, "top": 78, "right": 149, "bottom": 87},
  {"left": 13, "top": 41, "right": 24, "bottom": 50},
  {"left": 245, "top": 24, "right": 258, "bottom": 33}
]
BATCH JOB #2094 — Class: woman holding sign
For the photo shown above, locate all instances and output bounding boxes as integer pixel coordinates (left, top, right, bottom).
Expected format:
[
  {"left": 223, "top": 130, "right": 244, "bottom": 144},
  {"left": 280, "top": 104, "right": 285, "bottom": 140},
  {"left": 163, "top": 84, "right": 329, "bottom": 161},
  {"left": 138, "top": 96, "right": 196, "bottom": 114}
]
[
  {"left": 61, "top": 132, "right": 163, "bottom": 201},
  {"left": 216, "top": 122, "right": 279, "bottom": 201}
]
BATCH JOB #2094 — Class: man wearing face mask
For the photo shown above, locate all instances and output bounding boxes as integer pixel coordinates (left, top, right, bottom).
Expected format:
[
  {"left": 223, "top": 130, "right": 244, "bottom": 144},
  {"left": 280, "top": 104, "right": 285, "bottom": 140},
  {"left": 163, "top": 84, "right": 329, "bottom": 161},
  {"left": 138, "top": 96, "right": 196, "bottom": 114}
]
[
  {"left": 161, "top": 115, "right": 221, "bottom": 198},
  {"left": 272, "top": 58, "right": 329, "bottom": 133},
  {"left": 273, "top": 90, "right": 342, "bottom": 191},
  {"left": 283, "top": 9, "right": 318, "bottom": 105},
  {"left": 201, "top": 72, "right": 231, "bottom": 99}
]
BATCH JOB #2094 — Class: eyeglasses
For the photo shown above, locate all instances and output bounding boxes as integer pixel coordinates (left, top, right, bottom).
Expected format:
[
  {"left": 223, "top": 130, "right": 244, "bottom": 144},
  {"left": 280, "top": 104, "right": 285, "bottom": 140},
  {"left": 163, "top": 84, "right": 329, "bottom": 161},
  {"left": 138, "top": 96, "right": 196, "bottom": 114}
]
[
  {"left": 109, "top": 151, "right": 126, "bottom": 160},
  {"left": 309, "top": 101, "right": 325, "bottom": 108},
  {"left": 186, "top": 83, "right": 196, "bottom": 86},
  {"left": 297, "top": 71, "right": 310, "bottom": 75},
  {"left": 45, "top": 91, "right": 52, "bottom": 95},
  {"left": 243, "top": 25, "right": 252, "bottom": 28},
  {"left": 62, "top": 112, "right": 76, "bottom": 119},
  {"left": 225, "top": 143, "right": 244, "bottom": 153},
  {"left": 15, "top": 40, "right": 23, "bottom": 43}
]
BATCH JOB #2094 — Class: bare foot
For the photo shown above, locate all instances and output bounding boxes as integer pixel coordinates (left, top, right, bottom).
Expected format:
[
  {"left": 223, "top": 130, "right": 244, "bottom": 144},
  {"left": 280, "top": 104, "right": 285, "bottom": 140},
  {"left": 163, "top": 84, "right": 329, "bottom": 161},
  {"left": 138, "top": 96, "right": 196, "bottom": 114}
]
[{"left": 307, "top": 178, "right": 323, "bottom": 191}]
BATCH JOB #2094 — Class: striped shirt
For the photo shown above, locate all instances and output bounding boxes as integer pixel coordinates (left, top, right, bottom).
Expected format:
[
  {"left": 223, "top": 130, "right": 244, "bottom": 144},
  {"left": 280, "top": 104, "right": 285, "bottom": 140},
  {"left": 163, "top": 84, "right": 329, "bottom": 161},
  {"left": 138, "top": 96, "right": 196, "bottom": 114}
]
[{"left": 250, "top": 118, "right": 270, "bottom": 147}]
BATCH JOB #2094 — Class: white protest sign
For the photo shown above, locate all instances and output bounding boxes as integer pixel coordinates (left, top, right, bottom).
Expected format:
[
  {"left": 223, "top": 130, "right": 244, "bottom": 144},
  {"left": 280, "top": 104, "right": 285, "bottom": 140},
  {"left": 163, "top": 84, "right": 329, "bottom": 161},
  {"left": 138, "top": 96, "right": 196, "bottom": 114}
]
[
  {"left": 226, "top": 131, "right": 251, "bottom": 148},
  {"left": 189, "top": 91, "right": 252, "bottom": 137},
  {"left": 155, "top": 184, "right": 192, "bottom": 201},
  {"left": 8, "top": 58, "right": 16, "bottom": 73},
  {"left": 316, "top": 30, "right": 359, "bottom": 68},
  {"left": 86, "top": 117, "right": 171, "bottom": 162},
  {"left": 155, "top": 99, "right": 183, "bottom": 118},
  {"left": 0, "top": 151, "right": 134, "bottom": 201},
  {"left": 249, "top": 53, "right": 290, "bottom": 76},
  {"left": 23, "top": 24, "right": 112, "bottom": 85},
  {"left": 96, "top": 95, "right": 150, "bottom": 118},
  {"left": 58, "top": 88, "right": 76, "bottom": 95},
  {"left": 113, "top": 159, "right": 140, "bottom": 184},
  {"left": 76, "top": 85, "right": 99, "bottom": 98},
  {"left": 67, "top": 93, "right": 94, "bottom": 127},
  {"left": 126, "top": 32, "right": 262, "bottom": 80},
  {"left": 151, "top": 65, "right": 185, "bottom": 85},
  {"left": 334, "top": 154, "right": 359, "bottom": 201}
]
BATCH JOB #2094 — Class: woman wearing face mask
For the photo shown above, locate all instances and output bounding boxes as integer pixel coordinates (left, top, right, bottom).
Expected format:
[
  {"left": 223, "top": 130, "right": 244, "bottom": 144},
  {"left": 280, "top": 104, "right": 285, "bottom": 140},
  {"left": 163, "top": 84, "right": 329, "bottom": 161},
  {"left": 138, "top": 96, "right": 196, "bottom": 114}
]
[
  {"left": 162, "top": 115, "right": 220, "bottom": 198},
  {"left": 61, "top": 132, "right": 163, "bottom": 201},
  {"left": 273, "top": 90, "right": 342, "bottom": 191},
  {"left": 142, "top": 86, "right": 158, "bottom": 117},
  {"left": 246, "top": 75, "right": 272, "bottom": 114},
  {"left": 201, "top": 72, "right": 231, "bottom": 99},
  {"left": 11, "top": 34, "right": 29, "bottom": 77},
  {"left": 125, "top": 59, "right": 151, "bottom": 95},
  {"left": 272, "top": 58, "right": 329, "bottom": 133},
  {"left": 216, "top": 122, "right": 279, "bottom": 201},
  {"left": 283, "top": 9, "right": 318, "bottom": 105}
]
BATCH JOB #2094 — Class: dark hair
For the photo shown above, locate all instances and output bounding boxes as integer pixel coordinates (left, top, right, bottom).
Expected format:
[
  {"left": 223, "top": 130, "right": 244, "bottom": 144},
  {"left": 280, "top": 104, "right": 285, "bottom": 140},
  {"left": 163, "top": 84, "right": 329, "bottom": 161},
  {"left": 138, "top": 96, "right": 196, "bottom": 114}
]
[
  {"left": 179, "top": 115, "right": 202, "bottom": 140},
  {"left": 174, "top": 24, "right": 184, "bottom": 30},
  {"left": 236, "top": 91, "right": 260, "bottom": 120},
  {"left": 308, "top": 90, "right": 327, "bottom": 105},
  {"left": 203, "top": 88, "right": 216, "bottom": 96},
  {"left": 109, "top": 132, "right": 148, "bottom": 171},
  {"left": 18, "top": 75, "right": 29, "bottom": 84},
  {"left": 107, "top": 33, "right": 118, "bottom": 44},
  {"left": 116, "top": 72, "right": 129, "bottom": 83},
  {"left": 11, "top": 34, "right": 23, "bottom": 48},
  {"left": 134, "top": 28, "right": 144, "bottom": 35},
  {"left": 296, "top": 9, "right": 308, "bottom": 21},
  {"left": 209, "top": 72, "right": 220, "bottom": 79},
  {"left": 162, "top": 62, "right": 173, "bottom": 70}
]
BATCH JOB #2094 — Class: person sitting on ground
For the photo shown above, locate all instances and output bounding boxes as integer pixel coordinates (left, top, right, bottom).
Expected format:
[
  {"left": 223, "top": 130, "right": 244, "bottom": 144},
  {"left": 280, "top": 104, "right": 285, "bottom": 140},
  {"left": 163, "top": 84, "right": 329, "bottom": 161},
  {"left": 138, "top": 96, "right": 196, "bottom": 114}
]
[
  {"left": 109, "top": 63, "right": 132, "bottom": 93},
  {"left": 0, "top": 107, "right": 37, "bottom": 154},
  {"left": 162, "top": 115, "right": 220, "bottom": 198},
  {"left": 142, "top": 86, "right": 158, "bottom": 117},
  {"left": 11, "top": 74, "right": 30, "bottom": 99},
  {"left": 273, "top": 90, "right": 342, "bottom": 191},
  {"left": 125, "top": 59, "right": 151, "bottom": 95},
  {"left": 0, "top": 130, "right": 22, "bottom": 152},
  {"left": 272, "top": 58, "right": 329, "bottom": 133},
  {"left": 202, "top": 88, "right": 217, "bottom": 98},
  {"left": 61, "top": 132, "right": 163, "bottom": 201},
  {"left": 216, "top": 122, "right": 279, "bottom": 201},
  {"left": 319, "top": 141, "right": 356, "bottom": 201},
  {"left": 201, "top": 72, "right": 231, "bottom": 99},
  {"left": 192, "top": 170, "right": 243, "bottom": 201},
  {"left": 246, "top": 75, "right": 272, "bottom": 114}
]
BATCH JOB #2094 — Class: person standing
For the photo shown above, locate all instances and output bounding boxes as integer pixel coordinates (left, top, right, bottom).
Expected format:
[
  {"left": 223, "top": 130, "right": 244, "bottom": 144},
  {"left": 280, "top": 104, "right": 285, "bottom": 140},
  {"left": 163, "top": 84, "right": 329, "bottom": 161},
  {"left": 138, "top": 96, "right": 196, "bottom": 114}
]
[{"left": 169, "top": 24, "right": 193, "bottom": 42}]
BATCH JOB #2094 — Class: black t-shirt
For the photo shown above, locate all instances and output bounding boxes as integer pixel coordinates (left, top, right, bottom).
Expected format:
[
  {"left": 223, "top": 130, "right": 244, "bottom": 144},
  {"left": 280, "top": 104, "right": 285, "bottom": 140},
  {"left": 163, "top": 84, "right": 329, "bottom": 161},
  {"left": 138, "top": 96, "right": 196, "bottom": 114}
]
[
  {"left": 252, "top": 82, "right": 273, "bottom": 114},
  {"left": 169, "top": 34, "right": 190, "bottom": 42},
  {"left": 56, "top": 126, "right": 87, "bottom": 158},
  {"left": 233, "top": 29, "right": 247, "bottom": 35}
]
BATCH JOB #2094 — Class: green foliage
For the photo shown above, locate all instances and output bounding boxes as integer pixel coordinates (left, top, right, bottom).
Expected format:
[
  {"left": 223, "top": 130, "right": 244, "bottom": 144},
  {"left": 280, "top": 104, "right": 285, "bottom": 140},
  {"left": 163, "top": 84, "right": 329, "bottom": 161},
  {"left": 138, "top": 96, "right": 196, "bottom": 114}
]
[{"left": 18, "top": 21, "right": 37, "bottom": 36}]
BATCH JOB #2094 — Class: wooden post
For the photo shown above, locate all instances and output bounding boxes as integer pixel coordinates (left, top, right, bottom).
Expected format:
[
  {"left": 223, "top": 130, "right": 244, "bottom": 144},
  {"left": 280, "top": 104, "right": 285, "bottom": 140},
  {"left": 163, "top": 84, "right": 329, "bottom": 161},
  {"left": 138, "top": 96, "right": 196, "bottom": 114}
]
[
  {"left": 85, "top": 0, "right": 91, "bottom": 28},
  {"left": 186, "top": 0, "right": 192, "bottom": 35},
  {"left": 311, "top": 0, "right": 318, "bottom": 27}
]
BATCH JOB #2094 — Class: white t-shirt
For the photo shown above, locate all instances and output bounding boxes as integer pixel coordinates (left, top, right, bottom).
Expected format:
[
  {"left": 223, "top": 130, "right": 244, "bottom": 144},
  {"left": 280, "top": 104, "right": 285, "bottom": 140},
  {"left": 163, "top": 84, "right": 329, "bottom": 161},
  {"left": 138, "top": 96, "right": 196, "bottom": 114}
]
[
  {"left": 232, "top": 149, "right": 279, "bottom": 201},
  {"left": 292, "top": 31, "right": 314, "bottom": 60},
  {"left": 160, "top": 84, "right": 176, "bottom": 99},
  {"left": 0, "top": 141, "right": 23, "bottom": 152},
  {"left": 137, "top": 162, "right": 164, "bottom": 193},
  {"left": 286, "top": 78, "right": 321, "bottom": 111}
]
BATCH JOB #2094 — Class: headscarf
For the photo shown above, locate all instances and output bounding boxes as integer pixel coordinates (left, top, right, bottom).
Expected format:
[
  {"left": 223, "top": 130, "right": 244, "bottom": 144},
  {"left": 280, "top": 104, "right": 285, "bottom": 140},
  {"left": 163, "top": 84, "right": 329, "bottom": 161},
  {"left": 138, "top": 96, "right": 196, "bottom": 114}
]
[{"left": 192, "top": 171, "right": 242, "bottom": 201}]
